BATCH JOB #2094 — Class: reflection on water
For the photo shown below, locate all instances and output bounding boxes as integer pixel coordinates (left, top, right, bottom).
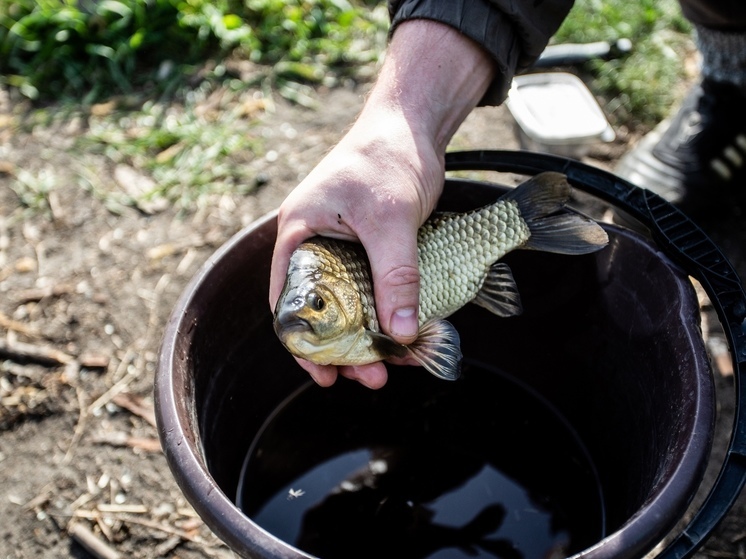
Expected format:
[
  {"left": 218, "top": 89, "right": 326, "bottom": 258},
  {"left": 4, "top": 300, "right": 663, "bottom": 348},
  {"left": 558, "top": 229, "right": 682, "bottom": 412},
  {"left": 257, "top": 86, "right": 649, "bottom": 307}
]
[{"left": 237, "top": 362, "right": 604, "bottom": 559}]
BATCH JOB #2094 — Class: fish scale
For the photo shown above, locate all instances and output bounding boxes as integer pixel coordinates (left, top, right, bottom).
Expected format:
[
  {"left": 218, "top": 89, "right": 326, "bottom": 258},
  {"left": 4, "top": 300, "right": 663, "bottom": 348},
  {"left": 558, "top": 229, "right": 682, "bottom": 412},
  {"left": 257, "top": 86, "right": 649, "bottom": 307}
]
[
  {"left": 417, "top": 200, "right": 530, "bottom": 322},
  {"left": 311, "top": 238, "right": 379, "bottom": 332}
]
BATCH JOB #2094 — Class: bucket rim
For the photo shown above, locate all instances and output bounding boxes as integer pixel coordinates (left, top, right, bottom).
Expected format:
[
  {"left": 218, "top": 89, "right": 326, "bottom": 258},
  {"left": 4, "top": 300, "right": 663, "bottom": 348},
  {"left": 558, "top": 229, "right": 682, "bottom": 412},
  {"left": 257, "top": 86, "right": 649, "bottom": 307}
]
[
  {"left": 444, "top": 150, "right": 746, "bottom": 559},
  {"left": 154, "top": 211, "right": 312, "bottom": 558},
  {"left": 154, "top": 149, "right": 746, "bottom": 559}
]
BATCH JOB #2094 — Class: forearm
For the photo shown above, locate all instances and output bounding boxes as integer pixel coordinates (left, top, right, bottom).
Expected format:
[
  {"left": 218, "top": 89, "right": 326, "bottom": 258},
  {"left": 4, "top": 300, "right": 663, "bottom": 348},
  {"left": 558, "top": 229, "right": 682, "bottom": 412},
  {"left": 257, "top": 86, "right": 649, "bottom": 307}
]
[
  {"left": 362, "top": 19, "right": 495, "bottom": 154},
  {"left": 389, "top": 0, "right": 575, "bottom": 104}
]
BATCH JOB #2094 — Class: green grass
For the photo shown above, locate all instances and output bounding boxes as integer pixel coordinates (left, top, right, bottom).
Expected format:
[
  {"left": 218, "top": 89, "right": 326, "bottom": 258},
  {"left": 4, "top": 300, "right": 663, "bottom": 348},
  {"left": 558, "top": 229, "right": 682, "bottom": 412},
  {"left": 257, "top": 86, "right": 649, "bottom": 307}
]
[
  {"left": 554, "top": 0, "right": 693, "bottom": 127},
  {"left": 1, "top": 0, "right": 388, "bottom": 213},
  {"left": 8, "top": 167, "right": 56, "bottom": 215},
  {"left": 2, "top": 0, "right": 693, "bottom": 217},
  {"left": 0, "top": 0, "right": 387, "bottom": 102},
  {"left": 78, "top": 81, "right": 271, "bottom": 211},
  {"left": 2, "top": 0, "right": 692, "bottom": 120}
]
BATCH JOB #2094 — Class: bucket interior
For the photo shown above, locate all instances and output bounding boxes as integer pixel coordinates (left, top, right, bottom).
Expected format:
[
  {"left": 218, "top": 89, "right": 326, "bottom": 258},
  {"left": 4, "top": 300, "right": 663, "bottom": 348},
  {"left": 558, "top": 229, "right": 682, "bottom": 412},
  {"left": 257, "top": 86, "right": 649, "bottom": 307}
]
[{"left": 158, "top": 177, "right": 714, "bottom": 559}]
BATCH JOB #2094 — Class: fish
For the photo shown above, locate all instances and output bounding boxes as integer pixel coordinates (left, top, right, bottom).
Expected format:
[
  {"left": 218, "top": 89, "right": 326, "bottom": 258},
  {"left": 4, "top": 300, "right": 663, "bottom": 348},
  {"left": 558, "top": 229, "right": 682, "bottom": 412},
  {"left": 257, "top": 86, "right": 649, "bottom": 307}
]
[{"left": 273, "top": 172, "right": 608, "bottom": 381}]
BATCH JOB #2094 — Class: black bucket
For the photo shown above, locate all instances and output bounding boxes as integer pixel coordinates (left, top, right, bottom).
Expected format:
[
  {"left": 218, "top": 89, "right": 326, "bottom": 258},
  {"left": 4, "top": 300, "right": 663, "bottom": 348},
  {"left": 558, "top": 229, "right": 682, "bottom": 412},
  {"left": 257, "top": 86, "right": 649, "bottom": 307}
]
[{"left": 155, "top": 151, "right": 746, "bottom": 558}]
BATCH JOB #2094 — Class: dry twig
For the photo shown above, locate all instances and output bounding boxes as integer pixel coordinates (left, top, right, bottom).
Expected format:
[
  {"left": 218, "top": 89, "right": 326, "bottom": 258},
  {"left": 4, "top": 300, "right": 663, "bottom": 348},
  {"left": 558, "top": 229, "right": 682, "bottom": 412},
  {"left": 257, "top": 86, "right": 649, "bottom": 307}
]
[
  {"left": 154, "top": 535, "right": 182, "bottom": 557},
  {"left": 68, "top": 521, "right": 121, "bottom": 559},
  {"left": 87, "top": 366, "right": 139, "bottom": 415},
  {"left": 14, "top": 283, "right": 75, "bottom": 304},
  {"left": 62, "top": 371, "right": 88, "bottom": 466},
  {"left": 97, "top": 503, "right": 149, "bottom": 514},
  {"left": 112, "top": 392, "right": 156, "bottom": 428},
  {"left": 0, "top": 336, "right": 74, "bottom": 365},
  {"left": 72, "top": 509, "right": 207, "bottom": 545},
  {"left": 0, "top": 311, "right": 40, "bottom": 338},
  {"left": 91, "top": 431, "right": 162, "bottom": 453}
]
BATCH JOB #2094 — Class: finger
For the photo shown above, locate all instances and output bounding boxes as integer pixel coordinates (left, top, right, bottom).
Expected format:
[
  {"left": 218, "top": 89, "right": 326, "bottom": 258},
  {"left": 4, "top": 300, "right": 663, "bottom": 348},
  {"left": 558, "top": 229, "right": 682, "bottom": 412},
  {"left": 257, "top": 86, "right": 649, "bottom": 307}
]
[
  {"left": 294, "top": 357, "right": 339, "bottom": 387},
  {"left": 269, "top": 222, "right": 310, "bottom": 309},
  {"left": 364, "top": 228, "right": 421, "bottom": 345},
  {"left": 269, "top": 244, "right": 290, "bottom": 311},
  {"left": 339, "top": 362, "right": 388, "bottom": 390}
]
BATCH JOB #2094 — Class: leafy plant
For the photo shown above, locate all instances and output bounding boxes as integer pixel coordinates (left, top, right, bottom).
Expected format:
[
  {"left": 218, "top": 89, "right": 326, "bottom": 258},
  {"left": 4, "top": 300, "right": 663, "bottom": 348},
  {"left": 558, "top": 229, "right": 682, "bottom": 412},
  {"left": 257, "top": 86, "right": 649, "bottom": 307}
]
[
  {"left": 553, "top": 0, "right": 693, "bottom": 126},
  {"left": 0, "top": 0, "right": 386, "bottom": 102},
  {"left": 10, "top": 168, "right": 55, "bottom": 214},
  {"left": 241, "top": 0, "right": 384, "bottom": 68}
]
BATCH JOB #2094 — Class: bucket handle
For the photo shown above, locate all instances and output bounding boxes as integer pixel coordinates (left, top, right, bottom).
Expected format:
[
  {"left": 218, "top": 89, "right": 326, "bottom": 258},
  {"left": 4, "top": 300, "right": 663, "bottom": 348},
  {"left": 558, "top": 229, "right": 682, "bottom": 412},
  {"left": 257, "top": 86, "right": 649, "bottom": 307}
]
[{"left": 445, "top": 150, "right": 746, "bottom": 559}]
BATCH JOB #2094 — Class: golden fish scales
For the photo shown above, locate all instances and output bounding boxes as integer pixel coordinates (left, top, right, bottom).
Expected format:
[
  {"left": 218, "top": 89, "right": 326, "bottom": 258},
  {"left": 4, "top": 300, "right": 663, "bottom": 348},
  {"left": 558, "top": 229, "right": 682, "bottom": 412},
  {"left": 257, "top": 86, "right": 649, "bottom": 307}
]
[{"left": 302, "top": 237, "right": 379, "bottom": 332}]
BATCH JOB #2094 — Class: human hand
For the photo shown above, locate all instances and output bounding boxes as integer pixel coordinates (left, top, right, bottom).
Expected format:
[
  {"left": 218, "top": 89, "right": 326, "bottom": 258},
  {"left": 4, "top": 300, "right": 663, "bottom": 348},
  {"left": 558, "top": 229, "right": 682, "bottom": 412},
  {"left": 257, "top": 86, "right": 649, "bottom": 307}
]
[
  {"left": 269, "top": 108, "right": 444, "bottom": 389},
  {"left": 269, "top": 19, "right": 495, "bottom": 388}
]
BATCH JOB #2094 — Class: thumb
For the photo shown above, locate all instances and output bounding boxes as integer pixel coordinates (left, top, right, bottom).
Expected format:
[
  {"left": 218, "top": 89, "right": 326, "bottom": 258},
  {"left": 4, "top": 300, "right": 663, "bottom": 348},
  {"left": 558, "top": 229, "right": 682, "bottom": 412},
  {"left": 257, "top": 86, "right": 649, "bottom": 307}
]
[{"left": 365, "top": 230, "right": 421, "bottom": 345}]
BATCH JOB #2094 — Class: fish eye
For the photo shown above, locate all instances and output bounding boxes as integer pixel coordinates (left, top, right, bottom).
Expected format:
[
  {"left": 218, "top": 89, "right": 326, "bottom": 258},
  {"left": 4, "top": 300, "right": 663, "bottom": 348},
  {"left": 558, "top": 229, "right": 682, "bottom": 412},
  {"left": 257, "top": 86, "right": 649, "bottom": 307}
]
[{"left": 306, "top": 292, "right": 325, "bottom": 311}]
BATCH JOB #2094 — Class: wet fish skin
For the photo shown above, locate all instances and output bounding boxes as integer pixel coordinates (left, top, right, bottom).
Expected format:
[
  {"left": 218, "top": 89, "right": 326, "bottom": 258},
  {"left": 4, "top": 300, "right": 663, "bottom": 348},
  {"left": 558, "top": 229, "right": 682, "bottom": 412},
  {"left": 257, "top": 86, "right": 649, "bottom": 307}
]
[
  {"left": 416, "top": 193, "right": 530, "bottom": 322},
  {"left": 274, "top": 172, "right": 608, "bottom": 381},
  {"left": 273, "top": 238, "right": 402, "bottom": 366}
]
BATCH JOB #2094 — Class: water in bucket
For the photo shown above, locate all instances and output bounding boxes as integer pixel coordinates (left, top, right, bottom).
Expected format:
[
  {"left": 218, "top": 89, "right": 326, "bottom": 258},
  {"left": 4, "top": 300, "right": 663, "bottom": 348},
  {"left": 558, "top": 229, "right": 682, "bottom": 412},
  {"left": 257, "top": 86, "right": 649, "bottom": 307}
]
[{"left": 237, "top": 360, "right": 606, "bottom": 559}]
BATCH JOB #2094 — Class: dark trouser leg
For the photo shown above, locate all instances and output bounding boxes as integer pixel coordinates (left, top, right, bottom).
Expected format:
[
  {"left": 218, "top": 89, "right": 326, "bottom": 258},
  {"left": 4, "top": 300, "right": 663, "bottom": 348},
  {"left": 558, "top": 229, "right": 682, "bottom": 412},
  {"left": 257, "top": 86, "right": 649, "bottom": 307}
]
[
  {"left": 678, "top": 0, "right": 746, "bottom": 30},
  {"left": 613, "top": 0, "right": 746, "bottom": 214}
]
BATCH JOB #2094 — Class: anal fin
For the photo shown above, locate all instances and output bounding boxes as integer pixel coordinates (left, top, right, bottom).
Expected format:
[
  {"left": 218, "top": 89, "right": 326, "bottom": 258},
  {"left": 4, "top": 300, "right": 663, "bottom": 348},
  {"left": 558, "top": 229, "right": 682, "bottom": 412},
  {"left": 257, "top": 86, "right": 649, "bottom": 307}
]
[{"left": 406, "top": 319, "right": 462, "bottom": 381}]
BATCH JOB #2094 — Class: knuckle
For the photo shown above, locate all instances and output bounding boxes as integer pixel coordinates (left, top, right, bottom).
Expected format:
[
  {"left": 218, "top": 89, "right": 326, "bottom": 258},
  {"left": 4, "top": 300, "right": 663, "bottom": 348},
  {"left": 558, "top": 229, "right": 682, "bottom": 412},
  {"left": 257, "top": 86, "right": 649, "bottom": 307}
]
[
  {"left": 378, "top": 264, "right": 420, "bottom": 307},
  {"left": 380, "top": 264, "right": 420, "bottom": 289}
]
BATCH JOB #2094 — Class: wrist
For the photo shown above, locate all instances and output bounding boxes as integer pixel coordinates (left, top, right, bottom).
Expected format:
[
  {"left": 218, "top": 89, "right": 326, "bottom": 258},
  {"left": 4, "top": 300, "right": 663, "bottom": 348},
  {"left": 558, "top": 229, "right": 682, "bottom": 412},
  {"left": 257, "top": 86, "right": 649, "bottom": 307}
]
[{"left": 363, "top": 19, "right": 495, "bottom": 152}]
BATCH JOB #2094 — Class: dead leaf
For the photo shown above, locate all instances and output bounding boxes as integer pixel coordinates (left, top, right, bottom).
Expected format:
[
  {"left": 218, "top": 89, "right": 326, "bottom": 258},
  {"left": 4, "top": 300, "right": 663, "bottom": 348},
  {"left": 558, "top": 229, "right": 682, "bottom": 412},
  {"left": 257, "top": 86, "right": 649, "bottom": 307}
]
[
  {"left": 79, "top": 353, "right": 110, "bottom": 370},
  {"left": 92, "top": 431, "right": 162, "bottom": 453},
  {"left": 14, "top": 256, "right": 36, "bottom": 273},
  {"left": 155, "top": 143, "right": 184, "bottom": 164}
]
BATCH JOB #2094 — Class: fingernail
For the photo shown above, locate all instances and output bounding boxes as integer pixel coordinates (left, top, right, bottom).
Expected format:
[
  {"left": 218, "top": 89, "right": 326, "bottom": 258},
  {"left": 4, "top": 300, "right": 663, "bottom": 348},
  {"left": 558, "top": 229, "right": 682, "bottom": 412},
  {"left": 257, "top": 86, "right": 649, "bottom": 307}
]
[{"left": 390, "top": 307, "right": 418, "bottom": 339}]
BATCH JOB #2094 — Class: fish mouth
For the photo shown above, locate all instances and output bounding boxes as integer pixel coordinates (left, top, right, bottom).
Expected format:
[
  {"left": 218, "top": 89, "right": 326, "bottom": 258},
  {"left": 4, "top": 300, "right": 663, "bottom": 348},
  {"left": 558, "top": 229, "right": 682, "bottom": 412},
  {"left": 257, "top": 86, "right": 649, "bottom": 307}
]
[{"left": 273, "top": 313, "right": 313, "bottom": 337}]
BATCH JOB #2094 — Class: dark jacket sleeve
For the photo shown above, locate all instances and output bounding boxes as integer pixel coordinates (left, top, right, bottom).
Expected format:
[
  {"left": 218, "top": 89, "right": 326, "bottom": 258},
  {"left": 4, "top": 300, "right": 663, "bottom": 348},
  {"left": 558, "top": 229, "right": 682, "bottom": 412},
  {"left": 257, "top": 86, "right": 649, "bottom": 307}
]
[{"left": 388, "top": 0, "right": 574, "bottom": 105}]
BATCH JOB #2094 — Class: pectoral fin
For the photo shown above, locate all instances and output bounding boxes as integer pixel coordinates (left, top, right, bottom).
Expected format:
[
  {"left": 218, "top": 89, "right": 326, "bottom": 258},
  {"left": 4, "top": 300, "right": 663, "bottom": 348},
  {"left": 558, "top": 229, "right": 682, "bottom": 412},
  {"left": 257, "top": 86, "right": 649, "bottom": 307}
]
[
  {"left": 406, "top": 319, "right": 462, "bottom": 381},
  {"left": 473, "top": 262, "right": 523, "bottom": 317}
]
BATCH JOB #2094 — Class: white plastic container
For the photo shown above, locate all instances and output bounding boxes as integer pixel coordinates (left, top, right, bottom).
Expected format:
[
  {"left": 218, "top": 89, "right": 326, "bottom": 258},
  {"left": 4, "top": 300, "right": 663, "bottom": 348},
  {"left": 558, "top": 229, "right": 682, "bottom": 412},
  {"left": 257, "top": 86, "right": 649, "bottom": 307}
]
[{"left": 506, "top": 72, "right": 615, "bottom": 158}]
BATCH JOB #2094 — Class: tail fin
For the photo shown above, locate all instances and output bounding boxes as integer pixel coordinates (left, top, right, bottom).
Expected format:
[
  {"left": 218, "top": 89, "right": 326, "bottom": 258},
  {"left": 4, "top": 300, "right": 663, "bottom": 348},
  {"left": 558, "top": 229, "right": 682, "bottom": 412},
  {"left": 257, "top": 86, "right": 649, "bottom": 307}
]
[{"left": 503, "top": 172, "right": 609, "bottom": 255}]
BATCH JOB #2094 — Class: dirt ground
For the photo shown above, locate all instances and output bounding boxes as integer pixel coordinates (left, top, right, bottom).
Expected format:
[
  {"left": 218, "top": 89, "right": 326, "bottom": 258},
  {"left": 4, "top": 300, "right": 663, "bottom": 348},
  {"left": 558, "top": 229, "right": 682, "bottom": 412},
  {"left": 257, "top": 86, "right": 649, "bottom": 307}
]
[{"left": 1, "top": 73, "right": 746, "bottom": 559}]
